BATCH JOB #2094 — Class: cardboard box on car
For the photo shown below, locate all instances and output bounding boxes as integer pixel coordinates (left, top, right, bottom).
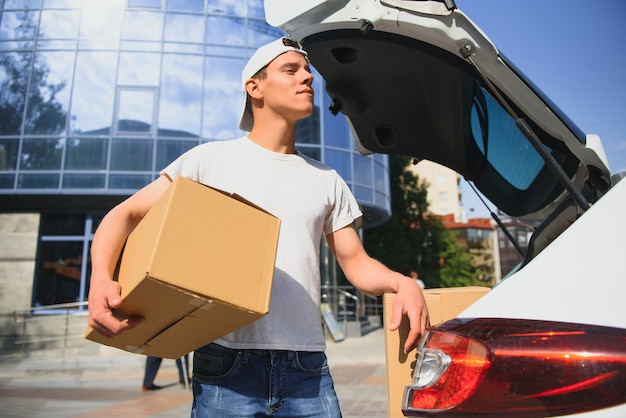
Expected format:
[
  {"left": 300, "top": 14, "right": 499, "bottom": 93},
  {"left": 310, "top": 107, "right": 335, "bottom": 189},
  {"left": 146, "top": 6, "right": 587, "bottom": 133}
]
[
  {"left": 384, "top": 286, "right": 490, "bottom": 418},
  {"left": 85, "top": 176, "right": 280, "bottom": 359}
]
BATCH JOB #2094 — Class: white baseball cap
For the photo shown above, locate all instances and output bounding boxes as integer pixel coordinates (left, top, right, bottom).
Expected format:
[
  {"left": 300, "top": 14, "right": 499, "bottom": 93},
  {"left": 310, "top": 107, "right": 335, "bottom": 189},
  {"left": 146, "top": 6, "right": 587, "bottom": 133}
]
[{"left": 238, "top": 37, "right": 309, "bottom": 132}]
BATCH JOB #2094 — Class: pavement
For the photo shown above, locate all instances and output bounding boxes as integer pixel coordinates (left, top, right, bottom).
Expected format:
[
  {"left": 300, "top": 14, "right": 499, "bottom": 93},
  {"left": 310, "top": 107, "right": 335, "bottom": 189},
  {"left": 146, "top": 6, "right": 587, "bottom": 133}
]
[{"left": 0, "top": 329, "right": 390, "bottom": 418}]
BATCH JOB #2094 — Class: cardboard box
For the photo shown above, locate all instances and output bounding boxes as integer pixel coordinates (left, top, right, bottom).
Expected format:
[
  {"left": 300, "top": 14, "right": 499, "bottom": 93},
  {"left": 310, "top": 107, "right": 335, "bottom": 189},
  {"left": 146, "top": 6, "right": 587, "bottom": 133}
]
[
  {"left": 384, "top": 287, "right": 490, "bottom": 418},
  {"left": 85, "top": 176, "right": 280, "bottom": 359}
]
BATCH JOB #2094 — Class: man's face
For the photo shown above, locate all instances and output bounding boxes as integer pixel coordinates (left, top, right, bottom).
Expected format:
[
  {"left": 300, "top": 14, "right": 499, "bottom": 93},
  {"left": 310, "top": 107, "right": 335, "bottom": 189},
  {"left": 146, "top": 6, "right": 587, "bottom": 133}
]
[{"left": 256, "top": 51, "right": 314, "bottom": 123}]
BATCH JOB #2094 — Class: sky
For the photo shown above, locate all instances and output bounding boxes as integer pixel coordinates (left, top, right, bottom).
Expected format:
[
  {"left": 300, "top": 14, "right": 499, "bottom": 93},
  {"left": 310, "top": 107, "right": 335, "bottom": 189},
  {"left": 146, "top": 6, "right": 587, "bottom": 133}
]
[{"left": 453, "top": 0, "right": 626, "bottom": 218}]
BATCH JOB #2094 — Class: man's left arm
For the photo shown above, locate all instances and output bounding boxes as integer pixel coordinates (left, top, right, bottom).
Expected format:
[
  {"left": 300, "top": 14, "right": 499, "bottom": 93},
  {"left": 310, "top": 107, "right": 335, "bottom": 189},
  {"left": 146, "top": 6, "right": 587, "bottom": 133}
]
[{"left": 326, "top": 225, "right": 429, "bottom": 353}]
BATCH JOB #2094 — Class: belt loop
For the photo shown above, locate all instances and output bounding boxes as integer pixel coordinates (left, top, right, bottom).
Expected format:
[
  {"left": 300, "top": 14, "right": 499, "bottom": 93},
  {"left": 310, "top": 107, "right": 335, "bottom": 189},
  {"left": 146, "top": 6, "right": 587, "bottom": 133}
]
[
  {"left": 287, "top": 351, "right": 295, "bottom": 361},
  {"left": 241, "top": 350, "right": 250, "bottom": 365}
]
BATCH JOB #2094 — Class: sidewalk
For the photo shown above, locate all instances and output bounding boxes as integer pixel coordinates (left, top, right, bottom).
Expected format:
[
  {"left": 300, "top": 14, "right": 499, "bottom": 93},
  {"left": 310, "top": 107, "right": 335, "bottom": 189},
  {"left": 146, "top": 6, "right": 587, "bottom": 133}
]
[{"left": 0, "top": 329, "right": 389, "bottom": 418}]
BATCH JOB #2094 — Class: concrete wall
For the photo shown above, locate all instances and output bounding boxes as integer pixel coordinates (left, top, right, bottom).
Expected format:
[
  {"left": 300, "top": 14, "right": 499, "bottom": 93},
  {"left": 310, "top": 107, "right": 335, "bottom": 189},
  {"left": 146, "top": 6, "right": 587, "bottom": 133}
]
[{"left": 0, "top": 213, "right": 40, "bottom": 353}]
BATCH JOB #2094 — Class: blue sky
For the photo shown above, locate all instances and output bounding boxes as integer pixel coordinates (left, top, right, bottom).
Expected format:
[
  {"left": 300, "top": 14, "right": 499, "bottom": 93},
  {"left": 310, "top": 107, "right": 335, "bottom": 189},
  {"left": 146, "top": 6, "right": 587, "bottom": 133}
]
[{"left": 454, "top": 0, "right": 626, "bottom": 217}]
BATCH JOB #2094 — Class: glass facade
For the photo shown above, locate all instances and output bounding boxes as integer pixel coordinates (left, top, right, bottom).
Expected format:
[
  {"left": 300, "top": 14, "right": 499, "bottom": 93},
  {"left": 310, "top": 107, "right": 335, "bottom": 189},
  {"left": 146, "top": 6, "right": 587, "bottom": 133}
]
[{"left": 0, "top": 0, "right": 391, "bottom": 308}]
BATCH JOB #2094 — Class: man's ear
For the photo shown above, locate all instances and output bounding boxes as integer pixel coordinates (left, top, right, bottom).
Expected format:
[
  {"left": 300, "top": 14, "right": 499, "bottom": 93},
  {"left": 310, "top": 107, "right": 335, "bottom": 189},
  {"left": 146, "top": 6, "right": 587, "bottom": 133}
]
[{"left": 245, "top": 78, "right": 262, "bottom": 100}]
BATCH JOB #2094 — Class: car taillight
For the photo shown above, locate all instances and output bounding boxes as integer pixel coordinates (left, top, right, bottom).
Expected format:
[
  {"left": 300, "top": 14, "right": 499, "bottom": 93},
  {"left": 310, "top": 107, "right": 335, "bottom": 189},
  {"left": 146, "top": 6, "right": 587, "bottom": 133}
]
[{"left": 403, "top": 318, "right": 626, "bottom": 417}]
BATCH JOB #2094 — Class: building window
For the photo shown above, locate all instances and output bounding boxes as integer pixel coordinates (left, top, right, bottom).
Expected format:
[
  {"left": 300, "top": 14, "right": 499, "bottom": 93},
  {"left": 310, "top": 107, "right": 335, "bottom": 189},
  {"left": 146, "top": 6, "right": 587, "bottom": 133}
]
[
  {"left": 33, "top": 213, "right": 103, "bottom": 309},
  {"left": 115, "top": 87, "right": 158, "bottom": 135}
]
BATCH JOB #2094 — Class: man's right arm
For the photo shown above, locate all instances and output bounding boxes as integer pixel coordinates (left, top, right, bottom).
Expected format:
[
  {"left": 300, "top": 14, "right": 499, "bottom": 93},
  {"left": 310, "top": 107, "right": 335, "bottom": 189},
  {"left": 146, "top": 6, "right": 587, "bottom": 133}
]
[{"left": 88, "top": 175, "right": 172, "bottom": 337}]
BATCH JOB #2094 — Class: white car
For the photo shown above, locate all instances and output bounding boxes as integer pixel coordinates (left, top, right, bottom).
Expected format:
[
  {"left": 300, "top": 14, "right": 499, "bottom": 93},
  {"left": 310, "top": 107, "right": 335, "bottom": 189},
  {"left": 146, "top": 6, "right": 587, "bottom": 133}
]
[{"left": 264, "top": 1, "right": 626, "bottom": 416}]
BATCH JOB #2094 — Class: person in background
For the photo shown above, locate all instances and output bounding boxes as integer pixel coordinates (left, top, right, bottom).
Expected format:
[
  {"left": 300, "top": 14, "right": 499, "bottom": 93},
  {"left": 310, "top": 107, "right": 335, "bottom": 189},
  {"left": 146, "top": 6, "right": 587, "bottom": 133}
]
[
  {"left": 410, "top": 271, "right": 425, "bottom": 289},
  {"left": 88, "top": 37, "right": 428, "bottom": 417},
  {"left": 142, "top": 354, "right": 191, "bottom": 391}
]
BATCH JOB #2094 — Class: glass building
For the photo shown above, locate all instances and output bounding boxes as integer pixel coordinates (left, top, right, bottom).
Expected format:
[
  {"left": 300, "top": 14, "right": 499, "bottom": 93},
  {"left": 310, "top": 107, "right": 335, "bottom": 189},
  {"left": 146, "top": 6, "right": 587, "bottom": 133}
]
[{"left": 0, "top": 0, "right": 391, "bottom": 310}]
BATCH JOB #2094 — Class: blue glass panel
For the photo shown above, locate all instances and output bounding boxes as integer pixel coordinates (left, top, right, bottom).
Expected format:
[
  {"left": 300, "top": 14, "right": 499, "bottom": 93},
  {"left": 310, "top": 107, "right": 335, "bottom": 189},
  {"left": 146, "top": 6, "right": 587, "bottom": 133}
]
[
  {"left": 164, "top": 12, "right": 204, "bottom": 43},
  {"left": 71, "top": 51, "right": 117, "bottom": 133},
  {"left": 24, "top": 50, "right": 73, "bottom": 135},
  {"left": 206, "top": 16, "right": 245, "bottom": 46},
  {"left": 39, "top": 9, "right": 81, "bottom": 38},
  {"left": 0, "top": 138, "right": 19, "bottom": 169},
  {"left": 65, "top": 137, "right": 107, "bottom": 170},
  {"left": 109, "top": 174, "right": 153, "bottom": 189},
  {"left": 18, "top": 173, "right": 59, "bottom": 188},
  {"left": 159, "top": 53, "right": 203, "bottom": 136},
  {"left": 156, "top": 139, "right": 197, "bottom": 169},
  {"left": 110, "top": 138, "right": 153, "bottom": 170},
  {"left": 21, "top": 138, "right": 63, "bottom": 169},
  {"left": 202, "top": 55, "right": 244, "bottom": 139},
  {"left": 353, "top": 153, "right": 372, "bottom": 187},
  {"left": 324, "top": 148, "right": 351, "bottom": 182},
  {"left": 166, "top": 0, "right": 204, "bottom": 12},
  {"left": 63, "top": 173, "right": 105, "bottom": 188},
  {"left": 0, "top": 173, "right": 15, "bottom": 188}
]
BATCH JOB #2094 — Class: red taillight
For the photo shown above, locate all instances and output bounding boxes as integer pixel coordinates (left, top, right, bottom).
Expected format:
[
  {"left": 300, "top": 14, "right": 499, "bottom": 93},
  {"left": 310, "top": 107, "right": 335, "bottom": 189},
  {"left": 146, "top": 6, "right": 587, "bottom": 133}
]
[
  {"left": 404, "top": 331, "right": 490, "bottom": 411},
  {"left": 403, "top": 318, "right": 626, "bottom": 417}
]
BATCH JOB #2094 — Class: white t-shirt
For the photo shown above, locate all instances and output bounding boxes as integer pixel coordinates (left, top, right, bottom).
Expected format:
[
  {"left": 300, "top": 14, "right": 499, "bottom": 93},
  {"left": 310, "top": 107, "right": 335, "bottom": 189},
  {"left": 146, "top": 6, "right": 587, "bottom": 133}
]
[{"left": 161, "top": 137, "right": 363, "bottom": 351}]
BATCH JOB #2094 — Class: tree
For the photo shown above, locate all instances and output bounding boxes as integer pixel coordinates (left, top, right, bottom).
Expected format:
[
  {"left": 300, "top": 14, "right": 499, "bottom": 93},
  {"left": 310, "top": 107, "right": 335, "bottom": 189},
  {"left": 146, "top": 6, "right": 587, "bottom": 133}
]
[{"left": 363, "top": 155, "right": 480, "bottom": 288}]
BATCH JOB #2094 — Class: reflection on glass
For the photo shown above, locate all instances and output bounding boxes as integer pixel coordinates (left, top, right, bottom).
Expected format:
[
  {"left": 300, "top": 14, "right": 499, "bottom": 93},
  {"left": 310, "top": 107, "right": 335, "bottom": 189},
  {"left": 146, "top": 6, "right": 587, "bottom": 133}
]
[
  {"left": 247, "top": 0, "right": 265, "bottom": 18},
  {"left": 323, "top": 98, "right": 350, "bottom": 148},
  {"left": 110, "top": 138, "right": 153, "bottom": 170},
  {"left": 206, "top": 16, "right": 245, "bottom": 46},
  {"left": 24, "top": 50, "right": 72, "bottom": 135},
  {"left": 0, "top": 51, "right": 32, "bottom": 134},
  {"left": 79, "top": 9, "right": 123, "bottom": 40},
  {"left": 374, "top": 161, "right": 387, "bottom": 193},
  {"left": 41, "top": 212, "right": 86, "bottom": 235},
  {"left": 116, "top": 89, "right": 156, "bottom": 134},
  {"left": 203, "top": 56, "right": 243, "bottom": 139},
  {"left": 44, "top": 0, "right": 82, "bottom": 8},
  {"left": 207, "top": 0, "right": 244, "bottom": 15},
  {"left": 18, "top": 173, "right": 59, "bottom": 188},
  {"left": 159, "top": 53, "right": 202, "bottom": 136},
  {"left": 325, "top": 148, "right": 351, "bottom": 182},
  {"left": 167, "top": 0, "right": 204, "bottom": 12},
  {"left": 118, "top": 52, "right": 160, "bottom": 85},
  {"left": 470, "top": 88, "right": 544, "bottom": 190},
  {"left": 70, "top": 51, "right": 117, "bottom": 133},
  {"left": 355, "top": 185, "right": 373, "bottom": 204},
  {"left": 245, "top": 18, "right": 284, "bottom": 48},
  {"left": 34, "top": 240, "right": 84, "bottom": 306},
  {"left": 65, "top": 137, "right": 107, "bottom": 170},
  {"left": 0, "top": 174, "right": 15, "bottom": 188},
  {"left": 109, "top": 174, "right": 153, "bottom": 189},
  {"left": 3, "top": 0, "right": 43, "bottom": 9},
  {"left": 39, "top": 9, "right": 80, "bottom": 39},
  {"left": 156, "top": 139, "right": 197, "bottom": 169},
  {"left": 354, "top": 154, "right": 373, "bottom": 186},
  {"left": 63, "top": 173, "right": 105, "bottom": 189},
  {"left": 0, "top": 139, "right": 19, "bottom": 170},
  {"left": 21, "top": 137, "right": 64, "bottom": 170},
  {"left": 122, "top": 10, "right": 164, "bottom": 41},
  {"left": 0, "top": 10, "right": 39, "bottom": 43},
  {"left": 296, "top": 107, "right": 320, "bottom": 144},
  {"left": 164, "top": 12, "right": 204, "bottom": 43}
]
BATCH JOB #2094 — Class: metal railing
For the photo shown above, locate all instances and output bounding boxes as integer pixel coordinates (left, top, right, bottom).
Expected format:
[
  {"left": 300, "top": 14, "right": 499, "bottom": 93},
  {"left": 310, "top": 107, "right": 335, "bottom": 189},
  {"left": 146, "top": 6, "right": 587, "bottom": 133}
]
[
  {"left": 8, "top": 286, "right": 382, "bottom": 358},
  {"left": 12, "top": 301, "right": 89, "bottom": 356}
]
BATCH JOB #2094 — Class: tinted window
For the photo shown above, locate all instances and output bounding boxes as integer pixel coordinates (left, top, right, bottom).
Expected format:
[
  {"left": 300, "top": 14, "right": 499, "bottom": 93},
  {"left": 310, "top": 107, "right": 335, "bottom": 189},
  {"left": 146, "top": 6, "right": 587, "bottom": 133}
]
[{"left": 470, "top": 87, "right": 545, "bottom": 190}]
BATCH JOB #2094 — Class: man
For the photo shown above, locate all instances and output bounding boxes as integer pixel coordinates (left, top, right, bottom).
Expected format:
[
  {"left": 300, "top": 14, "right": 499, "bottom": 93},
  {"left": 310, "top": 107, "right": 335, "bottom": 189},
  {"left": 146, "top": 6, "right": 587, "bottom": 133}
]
[{"left": 88, "top": 37, "right": 428, "bottom": 417}]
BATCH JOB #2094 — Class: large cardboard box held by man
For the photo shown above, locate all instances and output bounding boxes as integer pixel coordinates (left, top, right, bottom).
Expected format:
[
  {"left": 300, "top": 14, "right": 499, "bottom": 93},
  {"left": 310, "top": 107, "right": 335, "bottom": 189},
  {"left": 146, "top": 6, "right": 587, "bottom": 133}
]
[
  {"left": 85, "top": 176, "right": 280, "bottom": 359},
  {"left": 384, "top": 286, "right": 490, "bottom": 418}
]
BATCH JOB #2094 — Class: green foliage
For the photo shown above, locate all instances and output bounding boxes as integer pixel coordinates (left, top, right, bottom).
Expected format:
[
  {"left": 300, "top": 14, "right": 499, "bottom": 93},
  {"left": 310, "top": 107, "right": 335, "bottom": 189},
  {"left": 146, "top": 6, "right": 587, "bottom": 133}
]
[{"left": 363, "top": 155, "right": 481, "bottom": 288}]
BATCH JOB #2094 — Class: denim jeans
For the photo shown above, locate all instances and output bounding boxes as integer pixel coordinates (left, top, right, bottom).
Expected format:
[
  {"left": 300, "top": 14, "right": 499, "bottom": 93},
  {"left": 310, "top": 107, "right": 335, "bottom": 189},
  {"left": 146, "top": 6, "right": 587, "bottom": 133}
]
[{"left": 191, "top": 343, "right": 342, "bottom": 417}]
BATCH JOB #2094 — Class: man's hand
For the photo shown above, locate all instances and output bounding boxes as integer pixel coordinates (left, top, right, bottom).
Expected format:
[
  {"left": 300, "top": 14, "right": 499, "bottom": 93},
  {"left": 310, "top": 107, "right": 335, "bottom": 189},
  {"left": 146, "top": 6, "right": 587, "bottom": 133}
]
[
  {"left": 388, "top": 277, "right": 429, "bottom": 354},
  {"left": 88, "top": 279, "right": 143, "bottom": 337}
]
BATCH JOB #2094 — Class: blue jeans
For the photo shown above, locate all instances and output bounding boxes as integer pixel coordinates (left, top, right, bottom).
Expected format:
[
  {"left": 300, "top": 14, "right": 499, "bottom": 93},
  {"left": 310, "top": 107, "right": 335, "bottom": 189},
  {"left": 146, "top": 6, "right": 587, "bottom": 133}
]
[{"left": 191, "top": 343, "right": 342, "bottom": 417}]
